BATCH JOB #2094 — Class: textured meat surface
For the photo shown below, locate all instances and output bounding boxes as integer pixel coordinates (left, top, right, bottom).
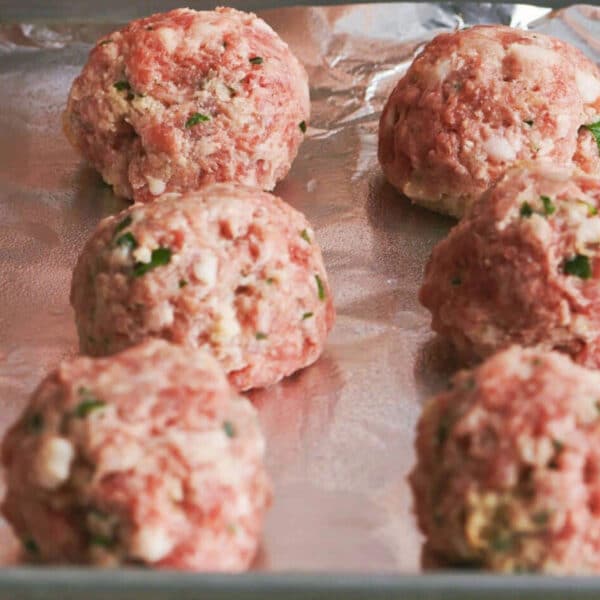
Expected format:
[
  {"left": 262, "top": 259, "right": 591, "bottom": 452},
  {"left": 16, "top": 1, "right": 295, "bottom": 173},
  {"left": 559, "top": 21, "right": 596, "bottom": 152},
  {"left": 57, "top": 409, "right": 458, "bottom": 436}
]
[
  {"left": 410, "top": 346, "right": 600, "bottom": 573},
  {"left": 70, "top": 183, "right": 335, "bottom": 391},
  {"left": 1, "top": 340, "right": 271, "bottom": 570},
  {"left": 420, "top": 164, "right": 600, "bottom": 367},
  {"left": 378, "top": 25, "right": 600, "bottom": 217},
  {"left": 63, "top": 7, "right": 310, "bottom": 202}
]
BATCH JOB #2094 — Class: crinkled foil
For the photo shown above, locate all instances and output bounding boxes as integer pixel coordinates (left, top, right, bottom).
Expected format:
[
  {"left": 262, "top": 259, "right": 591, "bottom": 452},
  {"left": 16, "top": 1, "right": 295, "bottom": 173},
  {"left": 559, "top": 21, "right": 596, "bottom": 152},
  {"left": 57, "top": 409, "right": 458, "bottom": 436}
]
[{"left": 0, "top": 2, "right": 597, "bottom": 572}]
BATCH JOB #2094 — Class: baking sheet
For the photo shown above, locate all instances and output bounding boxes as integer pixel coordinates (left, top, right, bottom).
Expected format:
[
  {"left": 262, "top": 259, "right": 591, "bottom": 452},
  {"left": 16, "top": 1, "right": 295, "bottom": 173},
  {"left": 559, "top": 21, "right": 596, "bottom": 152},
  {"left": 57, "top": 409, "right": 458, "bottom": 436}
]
[{"left": 0, "top": 1, "right": 596, "bottom": 575}]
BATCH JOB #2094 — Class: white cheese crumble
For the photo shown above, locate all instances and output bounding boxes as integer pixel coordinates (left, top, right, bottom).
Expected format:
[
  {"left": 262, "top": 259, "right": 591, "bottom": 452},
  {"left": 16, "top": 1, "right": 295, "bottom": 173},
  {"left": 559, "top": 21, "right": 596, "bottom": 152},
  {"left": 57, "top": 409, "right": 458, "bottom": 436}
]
[
  {"left": 34, "top": 436, "right": 75, "bottom": 490},
  {"left": 130, "top": 525, "right": 174, "bottom": 562}
]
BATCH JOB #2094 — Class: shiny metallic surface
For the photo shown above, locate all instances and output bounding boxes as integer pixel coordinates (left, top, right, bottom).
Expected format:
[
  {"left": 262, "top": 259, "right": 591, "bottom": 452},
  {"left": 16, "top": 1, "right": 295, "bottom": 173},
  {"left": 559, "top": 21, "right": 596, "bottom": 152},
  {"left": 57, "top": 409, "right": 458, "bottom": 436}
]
[{"left": 0, "top": 2, "right": 596, "bottom": 577}]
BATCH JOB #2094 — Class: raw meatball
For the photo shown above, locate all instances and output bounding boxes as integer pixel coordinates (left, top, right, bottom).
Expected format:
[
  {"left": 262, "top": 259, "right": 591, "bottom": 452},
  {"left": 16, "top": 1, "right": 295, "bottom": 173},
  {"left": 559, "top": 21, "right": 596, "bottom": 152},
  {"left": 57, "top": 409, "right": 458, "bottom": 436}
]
[
  {"left": 1, "top": 339, "right": 271, "bottom": 570},
  {"left": 63, "top": 7, "right": 310, "bottom": 202},
  {"left": 420, "top": 163, "right": 600, "bottom": 367},
  {"left": 378, "top": 25, "right": 600, "bottom": 217},
  {"left": 70, "top": 183, "right": 335, "bottom": 391},
  {"left": 410, "top": 345, "right": 600, "bottom": 573}
]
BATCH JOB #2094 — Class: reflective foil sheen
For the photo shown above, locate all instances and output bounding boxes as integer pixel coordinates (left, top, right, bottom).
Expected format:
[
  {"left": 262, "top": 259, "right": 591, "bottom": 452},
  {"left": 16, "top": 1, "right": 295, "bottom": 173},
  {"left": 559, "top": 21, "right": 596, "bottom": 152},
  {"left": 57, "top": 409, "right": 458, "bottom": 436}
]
[{"left": 0, "top": 2, "right": 596, "bottom": 572}]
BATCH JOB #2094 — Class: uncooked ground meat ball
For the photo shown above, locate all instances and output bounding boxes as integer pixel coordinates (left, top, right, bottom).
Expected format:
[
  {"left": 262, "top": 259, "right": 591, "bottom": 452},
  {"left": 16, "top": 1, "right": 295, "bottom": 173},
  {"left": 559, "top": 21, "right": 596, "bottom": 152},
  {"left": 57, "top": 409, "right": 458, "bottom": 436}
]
[
  {"left": 70, "top": 184, "right": 335, "bottom": 391},
  {"left": 378, "top": 25, "right": 600, "bottom": 217},
  {"left": 63, "top": 7, "right": 310, "bottom": 202},
  {"left": 1, "top": 340, "right": 271, "bottom": 570},
  {"left": 410, "top": 346, "right": 600, "bottom": 573},
  {"left": 419, "top": 164, "right": 600, "bottom": 367}
]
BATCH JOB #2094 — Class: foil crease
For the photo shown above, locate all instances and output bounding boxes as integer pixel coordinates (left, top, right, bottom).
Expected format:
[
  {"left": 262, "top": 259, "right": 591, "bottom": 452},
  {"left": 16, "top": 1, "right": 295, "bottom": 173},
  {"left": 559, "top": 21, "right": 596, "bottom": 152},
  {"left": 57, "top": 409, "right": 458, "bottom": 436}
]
[{"left": 0, "top": 2, "right": 597, "bottom": 572}]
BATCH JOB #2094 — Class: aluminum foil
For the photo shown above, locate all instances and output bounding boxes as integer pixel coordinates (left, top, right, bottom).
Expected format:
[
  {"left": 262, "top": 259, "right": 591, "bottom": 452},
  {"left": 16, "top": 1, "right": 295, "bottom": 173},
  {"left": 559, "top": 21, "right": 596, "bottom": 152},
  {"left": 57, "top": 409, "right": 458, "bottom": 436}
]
[{"left": 0, "top": 2, "right": 597, "bottom": 572}]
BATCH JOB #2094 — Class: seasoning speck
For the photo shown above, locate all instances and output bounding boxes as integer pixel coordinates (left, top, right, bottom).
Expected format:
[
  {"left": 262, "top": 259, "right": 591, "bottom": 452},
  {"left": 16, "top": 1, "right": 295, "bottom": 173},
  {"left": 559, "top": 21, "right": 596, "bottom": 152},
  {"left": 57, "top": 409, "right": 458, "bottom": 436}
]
[
  {"left": 563, "top": 254, "right": 592, "bottom": 280},
  {"left": 223, "top": 421, "right": 236, "bottom": 438},
  {"left": 114, "top": 215, "right": 132, "bottom": 235},
  {"left": 113, "top": 80, "right": 131, "bottom": 92},
  {"left": 249, "top": 56, "right": 263, "bottom": 65},
  {"left": 520, "top": 202, "right": 533, "bottom": 218},
  {"left": 185, "top": 113, "right": 210, "bottom": 128},
  {"left": 133, "top": 247, "right": 172, "bottom": 277},
  {"left": 315, "top": 274, "right": 326, "bottom": 300}
]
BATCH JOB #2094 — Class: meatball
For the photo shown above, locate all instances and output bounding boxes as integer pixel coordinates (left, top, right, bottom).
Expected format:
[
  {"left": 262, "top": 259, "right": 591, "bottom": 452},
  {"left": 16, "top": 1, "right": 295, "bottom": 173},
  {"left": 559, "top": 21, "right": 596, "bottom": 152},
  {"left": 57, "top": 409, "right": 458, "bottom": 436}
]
[
  {"left": 378, "top": 25, "right": 600, "bottom": 217},
  {"left": 70, "top": 183, "right": 335, "bottom": 391},
  {"left": 1, "top": 339, "right": 271, "bottom": 570},
  {"left": 420, "top": 163, "right": 600, "bottom": 367},
  {"left": 63, "top": 7, "right": 310, "bottom": 202},
  {"left": 410, "top": 345, "right": 600, "bottom": 573}
]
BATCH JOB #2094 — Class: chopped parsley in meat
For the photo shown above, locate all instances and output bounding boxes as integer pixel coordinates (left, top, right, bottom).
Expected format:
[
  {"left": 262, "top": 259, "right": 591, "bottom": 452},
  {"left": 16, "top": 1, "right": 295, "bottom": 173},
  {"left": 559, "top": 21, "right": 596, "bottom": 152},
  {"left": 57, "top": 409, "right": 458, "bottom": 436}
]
[
  {"left": 315, "top": 274, "right": 326, "bottom": 300},
  {"left": 116, "top": 232, "right": 137, "bottom": 250},
  {"left": 185, "top": 113, "right": 210, "bottom": 128},
  {"left": 114, "top": 215, "right": 132, "bottom": 235},
  {"left": 520, "top": 202, "right": 533, "bottom": 218},
  {"left": 299, "top": 120, "right": 307, "bottom": 133},
  {"left": 540, "top": 195, "right": 556, "bottom": 216},
  {"left": 223, "top": 421, "right": 236, "bottom": 438},
  {"left": 76, "top": 388, "right": 106, "bottom": 418},
  {"left": 584, "top": 121, "right": 600, "bottom": 152},
  {"left": 300, "top": 229, "right": 311, "bottom": 243},
  {"left": 302, "top": 312, "right": 313, "bottom": 320},
  {"left": 563, "top": 254, "right": 592, "bottom": 280},
  {"left": 249, "top": 56, "right": 263, "bottom": 65},
  {"left": 113, "top": 80, "right": 131, "bottom": 92},
  {"left": 133, "top": 247, "right": 172, "bottom": 277},
  {"left": 255, "top": 332, "right": 268, "bottom": 340}
]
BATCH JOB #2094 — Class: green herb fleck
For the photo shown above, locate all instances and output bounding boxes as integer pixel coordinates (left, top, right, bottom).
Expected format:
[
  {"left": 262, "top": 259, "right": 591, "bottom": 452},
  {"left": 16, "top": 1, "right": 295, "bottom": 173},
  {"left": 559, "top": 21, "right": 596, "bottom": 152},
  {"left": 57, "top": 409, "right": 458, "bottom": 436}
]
[
  {"left": 23, "top": 538, "right": 39, "bottom": 555},
  {"left": 315, "top": 274, "right": 326, "bottom": 301},
  {"left": 585, "top": 202, "right": 599, "bottom": 216},
  {"left": 113, "top": 80, "right": 131, "bottom": 92},
  {"left": 265, "top": 277, "right": 275, "bottom": 285},
  {"left": 302, "top": 312, "right": 314, "bottom": 320},
  {"left": 223, "top": 421, "right": 236, "bottom": 438},
  {"left": 451, "top": 276, "right": 461, "bottom": 286},
  {"left": 532, "top": 510, "right": 550, "bottom": 525},
  {"left": 179, "top": 279, "right": 188, "bottom": 289},
  {"left": 552, "top": 439, "right": 564, "bottom": 453},
  {"left": 114, "top": 215, "right": 132, "bottom": 235},
  {"left": 523, "top": 119, "right": 534, "bottom": 126},
  {"left": 540, "top": 195, "right": 556, "bottom": 216},
  {"left": 99, "top": 39, "right": 113, "bottom": 46},
  {"left": 28, "top": 413, "right": 44, "bottom": 433},
  {"left": 90, "top": 534, "right": 114, "bottom": 548},
  {"left": 299, "top": 120, "right": 307, "bottom": 133},
  {"left": 255, "top": 332, "right": 268, "bottom": 340},
  {"left": 583, "top": 121, "right": 600, "bottom": 152},
  {"left": 249, "top": 56, "right": 263, "bottom": 65},
  {"left": 300, "top": 229, "right": 311, "bottom": 243},
  {"left": 520, "top": 202, "right": 533, "bottom": 218},
  {"left": 133, "top": 247, "right": 172, "bottom": 277},
  {"left": 596, "top": 400, "right": 600, "bottom": 415},
  {"left": 490, "top": 533, "right": 514, "bottom": 553},
  {"left": 185, "top": 112, "right": 210, "bottom": 128},
  {"left": 116, "top": 232, "right": 137, "bottom": 250},
  {"left": 75, "top": 389, "right": 106, "bottom": 418},
  {"left": 563, "top": 254, "right": 592, "bottom": 280}
]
